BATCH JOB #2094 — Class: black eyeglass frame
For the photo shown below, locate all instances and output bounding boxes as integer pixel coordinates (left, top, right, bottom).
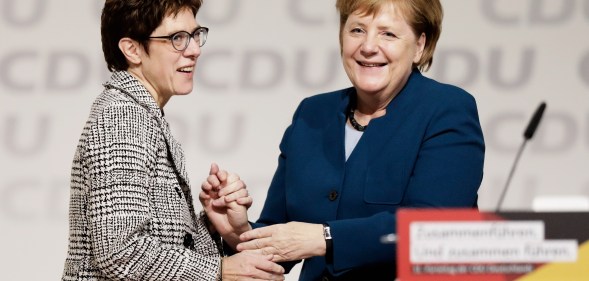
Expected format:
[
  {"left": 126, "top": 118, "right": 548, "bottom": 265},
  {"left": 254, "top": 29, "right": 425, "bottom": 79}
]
[{"left": 148, "top": 26, "right": 209, "bottom": 50}]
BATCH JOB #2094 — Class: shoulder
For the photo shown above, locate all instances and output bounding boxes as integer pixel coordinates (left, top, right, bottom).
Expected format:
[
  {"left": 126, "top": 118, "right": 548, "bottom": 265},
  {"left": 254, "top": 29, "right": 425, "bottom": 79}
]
[
  {"left": 295, "top": 88, "right": 350, "bottom": 115},
  {"left": 411, "top": 72, "right": 476, "bottom": 107},
  {"left": 85, "top": 88, "right": 159, "bottom": 143},
  {"left": 94, "top": 88, "right": 153, "bottom": 123}
]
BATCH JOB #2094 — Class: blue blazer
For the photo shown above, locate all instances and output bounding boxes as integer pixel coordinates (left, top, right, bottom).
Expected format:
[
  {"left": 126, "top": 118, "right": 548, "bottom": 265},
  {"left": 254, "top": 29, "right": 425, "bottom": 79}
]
[{"left": 255, "top": 70, "right": 485, "bottom": 280}]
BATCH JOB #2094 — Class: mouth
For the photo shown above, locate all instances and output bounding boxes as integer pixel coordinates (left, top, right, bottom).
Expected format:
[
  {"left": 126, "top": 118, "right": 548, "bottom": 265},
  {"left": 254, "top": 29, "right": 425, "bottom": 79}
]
[
  {"left": 357, "top": 61, "right": 387, "bottom": 68},
  {"left": 178, "top": 66, "right": 194, "bottom": 73}
]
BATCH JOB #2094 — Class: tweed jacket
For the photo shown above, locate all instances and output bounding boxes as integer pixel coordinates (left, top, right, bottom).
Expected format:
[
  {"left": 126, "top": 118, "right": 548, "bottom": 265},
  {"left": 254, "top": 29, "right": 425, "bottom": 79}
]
[{"left": 62, "top": 71, "right": 221, "bottom": 280}]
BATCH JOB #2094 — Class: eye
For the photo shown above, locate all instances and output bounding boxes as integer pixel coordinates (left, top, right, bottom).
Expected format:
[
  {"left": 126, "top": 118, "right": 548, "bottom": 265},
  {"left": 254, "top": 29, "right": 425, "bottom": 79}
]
[
  {"left": 350, "top": 27, "right": 364, "bottom": 34},
  {"left": 382, "top": 31, "right": 397, "bottom": 38},
  {"left": 171, "top": 32, "right": 188, "bottom": 44}
]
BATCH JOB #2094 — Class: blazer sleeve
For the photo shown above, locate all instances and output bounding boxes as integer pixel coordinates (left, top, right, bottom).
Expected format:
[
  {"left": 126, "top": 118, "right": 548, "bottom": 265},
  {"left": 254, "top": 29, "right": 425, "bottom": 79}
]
[
  {"left": 403, "top": 90, "right": 484, "bottom": 207},
  {"left": 329, "top": 90, "right": 484, "bottom": 274},
  {"left": 84, "top": 104, "right": 219, "bottom": 281}
]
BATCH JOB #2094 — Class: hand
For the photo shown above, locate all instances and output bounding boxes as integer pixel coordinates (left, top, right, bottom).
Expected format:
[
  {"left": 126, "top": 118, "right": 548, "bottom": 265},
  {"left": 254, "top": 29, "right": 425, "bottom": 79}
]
[
  {"left": 237, "top": 222, "right": 326, "bottom": 262},
  {"left": 200, "top": 163, "right": 252, "bottom": 247},
  {"left": 200, "top": 163, "right": 252, "bottom": 208},
  {"left": 222, "top": 252, "right": 285, "bottom": 281}
]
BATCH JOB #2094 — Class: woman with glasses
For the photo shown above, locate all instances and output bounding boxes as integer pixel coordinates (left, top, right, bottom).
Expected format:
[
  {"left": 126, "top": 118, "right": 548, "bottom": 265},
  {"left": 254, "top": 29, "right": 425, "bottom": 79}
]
[
  {"left": 203, "top": 0, "right": 485, "bottom": 280},
  {"left": 61, "top": 0, "right": 284, "bottom": 280}
]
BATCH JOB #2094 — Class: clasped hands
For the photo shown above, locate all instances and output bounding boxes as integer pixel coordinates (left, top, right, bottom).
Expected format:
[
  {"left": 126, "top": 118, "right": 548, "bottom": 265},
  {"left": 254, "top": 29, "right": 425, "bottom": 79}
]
[
  {"left": 199, "top": 163, "right": 285, "bottom": 280},
  {"left": 199, "top": 162, "right": 252, "bottom": 246},
  {"left": 200, "top": 164, "right": 326, "bottom": 264}
]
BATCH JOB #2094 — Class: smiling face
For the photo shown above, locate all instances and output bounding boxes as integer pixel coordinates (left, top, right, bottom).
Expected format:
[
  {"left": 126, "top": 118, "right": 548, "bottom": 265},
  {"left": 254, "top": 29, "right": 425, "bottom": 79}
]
[
  {"left": 341, "top": 2, "right": 425, "bottom": 105},
  {"left": 134, "top": 8, "right": 201, "bottom": 106}
]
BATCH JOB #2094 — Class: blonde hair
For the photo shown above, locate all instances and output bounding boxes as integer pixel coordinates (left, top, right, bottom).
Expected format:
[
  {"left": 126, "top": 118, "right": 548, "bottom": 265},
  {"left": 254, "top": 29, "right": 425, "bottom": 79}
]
[{"left": 335, "top": 0, "right": 443, "bottom": 72}]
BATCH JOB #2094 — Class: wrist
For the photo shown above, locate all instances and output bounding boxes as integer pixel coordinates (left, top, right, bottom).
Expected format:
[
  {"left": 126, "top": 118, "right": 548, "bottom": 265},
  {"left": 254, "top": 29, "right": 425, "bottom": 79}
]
[
  {"left": 235, "top": 222, "right": 252, "bottom": 236},
  {"left": 203, "top": 212, "right": 217, "bottom": 234}
]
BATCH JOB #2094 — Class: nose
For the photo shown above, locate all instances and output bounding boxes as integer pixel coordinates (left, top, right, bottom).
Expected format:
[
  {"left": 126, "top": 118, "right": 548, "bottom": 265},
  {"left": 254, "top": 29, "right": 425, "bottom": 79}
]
[
  {"left": 360, "top": 33, "right": 378, "bottom": 55},
  {"left": 184, "top": 37, "right": 201, "bottom": 58}
]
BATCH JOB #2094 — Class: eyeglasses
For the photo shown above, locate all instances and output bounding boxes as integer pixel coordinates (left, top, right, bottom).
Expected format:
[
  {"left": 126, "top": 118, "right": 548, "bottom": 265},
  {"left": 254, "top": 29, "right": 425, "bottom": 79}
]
[{"left": 148, "top": 27, "right": 209, "bottom": 51}]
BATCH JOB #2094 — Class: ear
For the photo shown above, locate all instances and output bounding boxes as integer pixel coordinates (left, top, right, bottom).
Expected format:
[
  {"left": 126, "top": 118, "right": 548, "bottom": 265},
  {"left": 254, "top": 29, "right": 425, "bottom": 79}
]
[
  {"left": 118, "top": 37, "right": 143, "bottom": 66},
  {"left": 413, "top": 32, "right": 426, "bottom": 64}
]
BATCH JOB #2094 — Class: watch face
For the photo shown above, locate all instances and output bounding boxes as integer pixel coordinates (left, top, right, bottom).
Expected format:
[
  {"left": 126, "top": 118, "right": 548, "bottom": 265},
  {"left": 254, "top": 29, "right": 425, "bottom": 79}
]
[{"left": 323, "top": 225, "right": 332, "bottom": 239}]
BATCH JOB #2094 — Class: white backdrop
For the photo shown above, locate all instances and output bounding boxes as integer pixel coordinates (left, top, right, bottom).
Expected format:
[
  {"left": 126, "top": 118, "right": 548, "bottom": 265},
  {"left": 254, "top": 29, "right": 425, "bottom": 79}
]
[{"left": 1, "top": 0, "right": 588, "bottom": 280}]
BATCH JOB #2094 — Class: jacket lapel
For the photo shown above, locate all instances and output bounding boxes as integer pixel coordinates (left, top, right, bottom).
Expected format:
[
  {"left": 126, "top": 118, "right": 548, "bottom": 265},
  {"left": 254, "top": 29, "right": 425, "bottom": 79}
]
[
  {"left": 160, "top": 118, "right": 191, "bottom": 186},
  {"left": 322, "top": 92, "right": 349, "bottom": 170},
  {"left": 349, "top": 70, "right": 421, "bottom": 166},
  {"left": 105, "top": 71, "right": 191, "bottom": 187}
]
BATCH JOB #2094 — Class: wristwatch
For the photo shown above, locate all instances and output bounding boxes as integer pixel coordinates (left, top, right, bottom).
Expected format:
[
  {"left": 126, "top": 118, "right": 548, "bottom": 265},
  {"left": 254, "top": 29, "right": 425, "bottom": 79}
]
[{"left": 323, "top": 224, "right": 333, "bottom": 263}]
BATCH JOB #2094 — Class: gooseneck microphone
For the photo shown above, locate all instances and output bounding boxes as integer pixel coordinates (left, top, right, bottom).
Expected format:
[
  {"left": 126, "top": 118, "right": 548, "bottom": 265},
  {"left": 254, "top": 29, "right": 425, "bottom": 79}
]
[
  {"left": 495, "top": 102, "right": 547, "bottom": 211},
  {"left": 523, "top": 102, "right": 547, "bottom": 140}
]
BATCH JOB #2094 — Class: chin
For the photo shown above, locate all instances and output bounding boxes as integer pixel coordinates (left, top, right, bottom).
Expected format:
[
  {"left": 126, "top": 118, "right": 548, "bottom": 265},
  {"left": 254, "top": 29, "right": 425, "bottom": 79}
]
[
  {"left": 176, "top": 90, "right": 193, "bottom": 96},
  {"left": 355, "top": 83, "right": 387, "bottom": 94},
  {"left": 175, "top": 84, "right": 194, "bottom": 96}
]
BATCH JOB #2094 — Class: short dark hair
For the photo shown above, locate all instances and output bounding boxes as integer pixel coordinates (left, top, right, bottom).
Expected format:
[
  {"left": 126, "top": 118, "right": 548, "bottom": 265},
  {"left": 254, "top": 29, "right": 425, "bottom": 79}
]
[
  {"left": 101, "top": 0, "right": 203, "bottom": 72},
  {"left": 336, "top": 0, "right": 443, "bottom": 72}
]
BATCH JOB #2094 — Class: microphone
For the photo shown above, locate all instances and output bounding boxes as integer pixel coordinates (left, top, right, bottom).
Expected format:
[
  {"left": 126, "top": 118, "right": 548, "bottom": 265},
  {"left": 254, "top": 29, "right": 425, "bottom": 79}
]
[
  {"left": 524, "top": 102, "right": 547, "bottom": 140},
  {"left": 495, "top": 102, "right": 547, "bottom": 211}
]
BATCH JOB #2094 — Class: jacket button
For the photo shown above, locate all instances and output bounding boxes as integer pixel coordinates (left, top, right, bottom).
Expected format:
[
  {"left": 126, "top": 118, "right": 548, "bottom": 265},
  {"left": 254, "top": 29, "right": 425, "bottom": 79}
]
[
  {"left": 183, "top": 233, "right": 194, "bottom": 249},
  {"left": 321, "top": 276, "right": 330, "bottom": 281},
  {"left": 328, "top": 190, "right": 338, "bottom": 201}
]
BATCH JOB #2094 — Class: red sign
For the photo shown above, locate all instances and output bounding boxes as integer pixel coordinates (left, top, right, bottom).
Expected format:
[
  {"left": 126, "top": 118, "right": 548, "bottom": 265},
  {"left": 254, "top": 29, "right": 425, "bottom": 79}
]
[{"left": 396, "top": 209, "right": 589, "bottom": 281}]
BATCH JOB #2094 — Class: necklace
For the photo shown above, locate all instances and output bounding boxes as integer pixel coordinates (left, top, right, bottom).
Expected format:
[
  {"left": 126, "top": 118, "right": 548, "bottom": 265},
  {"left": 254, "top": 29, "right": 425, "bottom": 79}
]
[{"left": 348, "top": 108, "right": 367, "bottom": 131}]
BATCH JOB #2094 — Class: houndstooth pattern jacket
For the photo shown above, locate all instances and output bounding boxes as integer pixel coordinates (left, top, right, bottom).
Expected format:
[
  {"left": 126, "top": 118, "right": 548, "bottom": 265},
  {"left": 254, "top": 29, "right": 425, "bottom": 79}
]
[{"left": 62, "top": 71, "right": 221, "bottom": 280}]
